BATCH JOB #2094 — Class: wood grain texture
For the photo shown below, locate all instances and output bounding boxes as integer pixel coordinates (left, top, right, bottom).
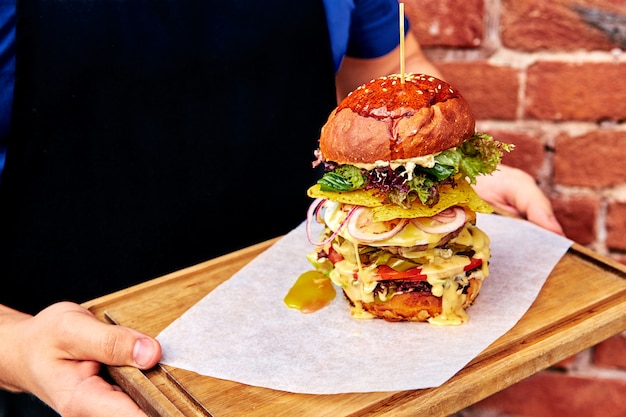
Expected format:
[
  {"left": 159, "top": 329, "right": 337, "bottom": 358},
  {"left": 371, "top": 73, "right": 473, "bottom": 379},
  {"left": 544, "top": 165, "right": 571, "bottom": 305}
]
[{"left": 83, "top": 240, "right": 626, "bottom": 417}]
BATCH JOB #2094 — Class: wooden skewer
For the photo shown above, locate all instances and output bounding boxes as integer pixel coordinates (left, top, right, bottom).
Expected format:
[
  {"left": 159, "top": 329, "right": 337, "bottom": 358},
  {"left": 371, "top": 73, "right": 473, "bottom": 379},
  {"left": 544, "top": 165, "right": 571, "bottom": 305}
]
[{"left": 399, "top": 2, "right": 405, "bottom": 84}]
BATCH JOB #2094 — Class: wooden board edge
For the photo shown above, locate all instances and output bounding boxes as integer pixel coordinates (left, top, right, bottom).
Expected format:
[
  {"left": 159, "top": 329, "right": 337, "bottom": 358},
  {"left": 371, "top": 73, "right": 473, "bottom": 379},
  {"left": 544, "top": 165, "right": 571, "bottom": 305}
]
[
  {"left": 108, "top": 366, "right": 188, "bottom": 417},
  {"left": 568, "top": 242, "right": 626, "bottom": 278}
]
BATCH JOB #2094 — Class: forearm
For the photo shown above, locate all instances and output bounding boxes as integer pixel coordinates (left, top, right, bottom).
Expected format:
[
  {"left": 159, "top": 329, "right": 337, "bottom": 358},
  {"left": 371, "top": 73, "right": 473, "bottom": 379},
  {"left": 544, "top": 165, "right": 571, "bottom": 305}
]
[
  {"left": 403, "top": 32, "right": 443, "bottom": 79},
  {"left": 335, "top": 32, "right": 442, "bottom": 101},
  {"left": 0, "top": 304, "right": 31, "bottom": 392}
]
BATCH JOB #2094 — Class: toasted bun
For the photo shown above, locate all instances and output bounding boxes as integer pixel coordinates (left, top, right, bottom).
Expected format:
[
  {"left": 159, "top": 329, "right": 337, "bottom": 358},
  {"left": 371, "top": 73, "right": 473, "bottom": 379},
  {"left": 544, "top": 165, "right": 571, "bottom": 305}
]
[
  {"left": 320, "top": 73, "right": 475, "bottom": 164},
  {"left": 354, "top": 277, "right": 483, "bottom": 322}
]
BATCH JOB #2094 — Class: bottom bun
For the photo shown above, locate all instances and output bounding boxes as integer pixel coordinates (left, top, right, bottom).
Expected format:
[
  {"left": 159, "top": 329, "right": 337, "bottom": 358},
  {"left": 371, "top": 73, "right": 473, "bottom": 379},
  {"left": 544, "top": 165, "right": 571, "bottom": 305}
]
[{"left": 346, "top": 277, "right": 483, "bottom": 323}]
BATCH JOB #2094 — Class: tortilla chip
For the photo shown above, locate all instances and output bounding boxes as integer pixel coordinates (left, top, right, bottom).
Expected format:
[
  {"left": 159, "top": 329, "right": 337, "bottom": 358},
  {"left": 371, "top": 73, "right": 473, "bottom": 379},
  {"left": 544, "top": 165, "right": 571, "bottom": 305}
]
[
  {"left": 307, "top": 185, "right": 385, "bottom": 206},
  {"left": 307, "top": 179, "right": 493, "bottom": 221}
]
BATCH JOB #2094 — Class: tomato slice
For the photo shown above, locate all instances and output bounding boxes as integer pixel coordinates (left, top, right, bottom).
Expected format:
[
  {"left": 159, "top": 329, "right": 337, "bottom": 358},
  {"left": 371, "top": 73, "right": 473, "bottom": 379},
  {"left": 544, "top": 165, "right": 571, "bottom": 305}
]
[
  {"left": 327, "top": 246, "right": 344, "bottom": 265},
  {"left": 375, "top": 265, "right": 427, "bottom": 281},
  {"left": 464, "top": 257, "right": 483, "bottom": 272}
]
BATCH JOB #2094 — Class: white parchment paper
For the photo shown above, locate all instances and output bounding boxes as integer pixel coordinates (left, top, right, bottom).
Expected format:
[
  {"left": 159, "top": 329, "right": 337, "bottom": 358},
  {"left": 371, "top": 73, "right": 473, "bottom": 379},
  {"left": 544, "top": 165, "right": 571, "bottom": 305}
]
[{"left": 157, "top": 214, "right": 572, "bottom": 394}]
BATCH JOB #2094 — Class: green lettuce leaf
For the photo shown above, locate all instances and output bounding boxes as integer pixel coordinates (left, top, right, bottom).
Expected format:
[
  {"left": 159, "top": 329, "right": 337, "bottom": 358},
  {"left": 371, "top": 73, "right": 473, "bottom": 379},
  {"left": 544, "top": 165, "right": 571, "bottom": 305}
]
[
  {"left": 317, "top": 164, "right": 366, "bottom": 192},
  {"left": 314, "top": 133, "right": 513, "bottom": 202}
]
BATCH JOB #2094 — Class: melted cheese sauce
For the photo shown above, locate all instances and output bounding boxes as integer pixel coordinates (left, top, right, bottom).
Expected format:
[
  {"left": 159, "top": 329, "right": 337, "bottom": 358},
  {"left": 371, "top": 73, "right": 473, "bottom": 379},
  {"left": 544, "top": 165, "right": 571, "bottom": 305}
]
[
  {"left": 322, "top": 204, "right": 491, "bottom": 326},
  {"left": 323, "top": 201, "right": 443, "bottom": 247}
]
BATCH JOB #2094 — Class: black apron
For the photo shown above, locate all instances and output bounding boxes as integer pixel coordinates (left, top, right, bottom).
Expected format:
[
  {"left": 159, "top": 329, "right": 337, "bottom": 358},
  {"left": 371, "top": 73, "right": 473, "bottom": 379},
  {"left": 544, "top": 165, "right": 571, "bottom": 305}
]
[{"left": 0, "top": 0, "right": 336, "bottom": 315}]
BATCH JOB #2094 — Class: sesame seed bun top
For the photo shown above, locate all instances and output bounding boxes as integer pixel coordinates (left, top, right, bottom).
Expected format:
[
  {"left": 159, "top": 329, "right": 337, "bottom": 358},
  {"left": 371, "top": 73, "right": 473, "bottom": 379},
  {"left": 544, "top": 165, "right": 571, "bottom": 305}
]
[{"left": 319, "top": 73, "right": 476, "bottom": 164}]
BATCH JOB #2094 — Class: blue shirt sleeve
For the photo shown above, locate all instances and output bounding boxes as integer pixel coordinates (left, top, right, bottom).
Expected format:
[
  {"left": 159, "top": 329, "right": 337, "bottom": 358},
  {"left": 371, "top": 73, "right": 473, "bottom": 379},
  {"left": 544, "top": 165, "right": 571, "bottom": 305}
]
[
  {"left": 322, "top": 0, "right": 408, "bottom": 71},
  {"left": 0, "top": 0, "right": 15, "bottom": 178},
  {"left": 0, "top": 0, "right": 14, "bottom": 140}
]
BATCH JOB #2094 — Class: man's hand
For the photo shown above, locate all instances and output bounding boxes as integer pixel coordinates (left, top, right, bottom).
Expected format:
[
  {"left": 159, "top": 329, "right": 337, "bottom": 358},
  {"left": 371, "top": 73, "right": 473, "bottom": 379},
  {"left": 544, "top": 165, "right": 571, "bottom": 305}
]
[
  {"left": 474, "top": 164, "right": 564, "bottom": 235},
  {"left": 0, "top": 302, "right": 161, "bottom": 416}
]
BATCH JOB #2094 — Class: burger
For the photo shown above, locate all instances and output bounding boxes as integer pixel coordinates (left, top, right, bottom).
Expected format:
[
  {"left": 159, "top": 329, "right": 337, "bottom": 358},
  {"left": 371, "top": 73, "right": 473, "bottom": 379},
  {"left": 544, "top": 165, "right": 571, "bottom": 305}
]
[{"left": 305, "top": 73, "right": 512, "bottom": 326}]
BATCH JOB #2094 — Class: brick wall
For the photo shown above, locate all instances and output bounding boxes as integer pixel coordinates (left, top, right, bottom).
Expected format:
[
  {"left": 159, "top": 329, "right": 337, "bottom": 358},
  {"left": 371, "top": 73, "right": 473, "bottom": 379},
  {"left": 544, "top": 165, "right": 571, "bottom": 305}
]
[{"left": 402, "top": 0, "right": 626, "bottom": 416}]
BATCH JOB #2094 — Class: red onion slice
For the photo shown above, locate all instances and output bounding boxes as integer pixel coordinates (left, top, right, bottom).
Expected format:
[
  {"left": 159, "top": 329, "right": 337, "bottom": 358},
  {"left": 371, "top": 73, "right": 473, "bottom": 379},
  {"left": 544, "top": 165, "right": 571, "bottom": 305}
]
[
  {"left": 411, "top": 206, "right": 466, "bottom": 234},
  {"left": 346, "top": 207, "right": 409, "bottom": 242},
  {"left": 306, "top": 199, "right": 357, "bottom": 246},
  {"left": 306, "top": 198, "right": 326, "bottom": 245}
]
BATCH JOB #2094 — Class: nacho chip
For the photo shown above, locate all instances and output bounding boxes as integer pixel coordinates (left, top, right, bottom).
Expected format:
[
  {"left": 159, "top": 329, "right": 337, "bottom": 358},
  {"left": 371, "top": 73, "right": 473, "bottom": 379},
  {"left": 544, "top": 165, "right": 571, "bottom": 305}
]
[
  {"left": 307, "top": 179, "right": 493, "bottom": 221},
  {"left": 308, "top": 185, "right": 385, "bottom": 206}
]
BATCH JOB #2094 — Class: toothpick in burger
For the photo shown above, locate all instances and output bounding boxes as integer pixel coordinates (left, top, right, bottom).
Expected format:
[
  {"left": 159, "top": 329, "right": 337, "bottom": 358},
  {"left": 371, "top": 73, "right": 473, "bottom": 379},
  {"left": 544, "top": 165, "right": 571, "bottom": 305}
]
[{"left": 305, "top": 73, "right": 513, "bottom": 326}]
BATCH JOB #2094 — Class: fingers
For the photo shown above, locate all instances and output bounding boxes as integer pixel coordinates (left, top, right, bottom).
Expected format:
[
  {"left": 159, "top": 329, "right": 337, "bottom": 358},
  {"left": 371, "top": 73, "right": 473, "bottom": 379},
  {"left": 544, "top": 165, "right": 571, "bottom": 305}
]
[
  {"left": 54, "top": 375, "right": 150, "bottom": 417},
  {"left": 502, "top": 168, "right": 564, "bottom": 236},
  {"left": 525, "top": 203, "right": 565, "bottom": 236},
  {"left": 475, "top": 165, "right": 565, "bottom": 235}
]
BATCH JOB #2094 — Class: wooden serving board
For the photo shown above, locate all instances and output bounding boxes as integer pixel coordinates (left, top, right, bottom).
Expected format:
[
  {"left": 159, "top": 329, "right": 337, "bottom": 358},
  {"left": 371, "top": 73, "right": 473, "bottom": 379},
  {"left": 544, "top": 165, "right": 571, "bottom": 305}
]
[{"left": 84, "top": 239, "right": 626, "bottom": 417}]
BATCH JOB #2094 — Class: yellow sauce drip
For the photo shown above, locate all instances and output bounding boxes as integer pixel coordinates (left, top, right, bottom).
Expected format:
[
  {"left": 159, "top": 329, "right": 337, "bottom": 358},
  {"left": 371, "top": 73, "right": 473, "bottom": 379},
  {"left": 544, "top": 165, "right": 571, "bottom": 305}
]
[
  {"left": 428, "top": 278, "right": 469, "bottom": 326},
  {"left": 284, "top": 270, "right": 336, "bottom": 313}
]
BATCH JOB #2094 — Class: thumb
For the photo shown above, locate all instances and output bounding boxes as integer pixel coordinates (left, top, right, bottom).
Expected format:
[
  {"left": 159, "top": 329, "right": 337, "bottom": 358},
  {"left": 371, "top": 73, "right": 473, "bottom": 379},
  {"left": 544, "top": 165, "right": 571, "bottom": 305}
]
[
  {"left": 58, "top": 305, "right": 162, "bottom": 369},
  {"left": 129, "top": 335, "right": 162, "bottom": 369}
]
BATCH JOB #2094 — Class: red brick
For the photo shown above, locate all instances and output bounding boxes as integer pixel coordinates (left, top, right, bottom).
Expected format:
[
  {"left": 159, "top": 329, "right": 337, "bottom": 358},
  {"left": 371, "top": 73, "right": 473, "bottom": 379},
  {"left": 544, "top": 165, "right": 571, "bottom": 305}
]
[
  {"left": 554, "top": 130, "right": 626, "bottom": 187},
  {"left": 501, "top": 0, "right": 623, "bottom": 51},
  {"left": 594, "top": 333, "right": 626, "bottom": 370},
  {"left": 551, "top": 195, "right": 598, "bottom": 244},
  {"left": 606, "top": 202, "right": 626, "bottom": 252},
  {"left": 403, "top": 0, "right": 484, "bottom": 47},
  {"left": 438, "top": 62, "right": 519, "bottom": 120},
  {"left": 484, "top": 130, "right": 545, "bottom": 178},
  {"left": 469, "top": 371, "right": 626, "bottom": 417},
  {"left": 525, "top": 62, "right": 626, "bottom": 121}
]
